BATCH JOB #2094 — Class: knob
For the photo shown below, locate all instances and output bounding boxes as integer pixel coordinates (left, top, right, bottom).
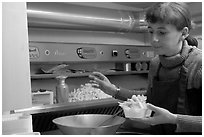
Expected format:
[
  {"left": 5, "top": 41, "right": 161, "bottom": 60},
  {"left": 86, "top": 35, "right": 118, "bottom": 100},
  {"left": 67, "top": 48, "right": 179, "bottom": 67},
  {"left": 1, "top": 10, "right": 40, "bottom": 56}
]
[{"left": 125, "top": 49, "right": 130, "bottom": 58}]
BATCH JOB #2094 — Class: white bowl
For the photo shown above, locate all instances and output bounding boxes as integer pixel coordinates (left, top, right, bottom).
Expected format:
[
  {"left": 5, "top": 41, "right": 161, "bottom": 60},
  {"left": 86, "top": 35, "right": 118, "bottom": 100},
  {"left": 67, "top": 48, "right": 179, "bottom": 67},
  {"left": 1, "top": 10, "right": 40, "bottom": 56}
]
[{"left": 123, "top": 107, "right": 148, "bottom": 118}]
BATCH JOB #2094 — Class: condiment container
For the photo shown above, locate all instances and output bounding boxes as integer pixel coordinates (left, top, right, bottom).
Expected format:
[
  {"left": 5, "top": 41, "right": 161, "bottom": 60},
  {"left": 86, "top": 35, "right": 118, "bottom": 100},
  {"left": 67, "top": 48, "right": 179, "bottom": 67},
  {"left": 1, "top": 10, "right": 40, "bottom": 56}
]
[{"left": 56, "top": 75, "right": 69, "bottom": 103}]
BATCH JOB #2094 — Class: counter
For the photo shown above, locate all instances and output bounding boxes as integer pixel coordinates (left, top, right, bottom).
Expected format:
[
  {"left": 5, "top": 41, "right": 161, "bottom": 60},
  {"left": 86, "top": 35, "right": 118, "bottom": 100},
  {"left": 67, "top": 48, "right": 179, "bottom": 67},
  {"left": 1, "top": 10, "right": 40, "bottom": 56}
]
[
  {"left": 15, "top": 98, "right": 122, "bottom": 132},
  {"left": 15, "top": 98, "right": 118, "bottom": 115},
  {"left": 15, "top": 98, "right": 154, "bottom": 135}
]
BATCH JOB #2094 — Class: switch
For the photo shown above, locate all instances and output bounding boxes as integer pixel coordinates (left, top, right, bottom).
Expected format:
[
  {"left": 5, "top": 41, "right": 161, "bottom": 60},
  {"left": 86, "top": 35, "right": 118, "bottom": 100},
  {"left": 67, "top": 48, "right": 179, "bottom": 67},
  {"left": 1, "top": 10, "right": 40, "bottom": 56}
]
[{"left": 112, "top": 50, "right": 118, "bottom": 57}]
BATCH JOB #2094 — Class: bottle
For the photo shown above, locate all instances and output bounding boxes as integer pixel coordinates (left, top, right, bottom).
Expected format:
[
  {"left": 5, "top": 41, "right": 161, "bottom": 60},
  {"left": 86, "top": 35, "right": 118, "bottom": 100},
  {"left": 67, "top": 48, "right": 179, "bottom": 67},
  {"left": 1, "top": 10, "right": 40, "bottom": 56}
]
[
  {"left": 124, "top": 63, "right": 131, "bottom": 71},
  {"left": 141, "top": 62, "right": 148, "bottom": 71},
  {"left": 56, "top": 75, "right": 69, "bottom": 103},
  {"left": 135, "top": 62, "right": 142, "bottom": 71}
]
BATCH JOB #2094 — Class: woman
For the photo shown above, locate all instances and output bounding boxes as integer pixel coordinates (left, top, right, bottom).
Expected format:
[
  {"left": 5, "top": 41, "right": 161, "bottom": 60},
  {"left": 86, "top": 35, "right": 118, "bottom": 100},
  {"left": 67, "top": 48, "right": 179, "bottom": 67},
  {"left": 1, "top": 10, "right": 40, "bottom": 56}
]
[{"left": 89, "top": 2, "right": 202, "bottom": 134}]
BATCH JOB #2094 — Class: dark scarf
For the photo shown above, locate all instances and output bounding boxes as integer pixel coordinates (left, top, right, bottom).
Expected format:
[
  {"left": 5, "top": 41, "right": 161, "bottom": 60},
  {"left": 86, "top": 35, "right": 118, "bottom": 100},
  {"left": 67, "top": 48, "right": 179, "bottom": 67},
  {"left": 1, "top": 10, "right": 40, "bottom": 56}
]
[{"left": 159, "top": 42, "right": 192, "bottom": 68}]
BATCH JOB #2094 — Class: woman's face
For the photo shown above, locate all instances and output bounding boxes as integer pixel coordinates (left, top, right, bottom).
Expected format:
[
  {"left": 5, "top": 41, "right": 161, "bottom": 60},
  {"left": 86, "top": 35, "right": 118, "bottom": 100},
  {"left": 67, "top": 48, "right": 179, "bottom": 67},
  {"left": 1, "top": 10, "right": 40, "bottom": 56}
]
[{"left": 147, "top": 23, "right": 183, "bottom": 56}]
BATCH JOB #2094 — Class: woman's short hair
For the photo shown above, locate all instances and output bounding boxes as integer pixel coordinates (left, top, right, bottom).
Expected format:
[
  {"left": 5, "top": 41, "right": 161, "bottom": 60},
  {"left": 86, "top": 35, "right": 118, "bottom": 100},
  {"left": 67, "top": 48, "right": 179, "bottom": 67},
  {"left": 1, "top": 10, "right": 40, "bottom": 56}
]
[
  {"left": 145, "top": 2, "right": 198, "bottom": 46},
  {"left": 145, "top": 2, "right": 192, "bottom": 31}
]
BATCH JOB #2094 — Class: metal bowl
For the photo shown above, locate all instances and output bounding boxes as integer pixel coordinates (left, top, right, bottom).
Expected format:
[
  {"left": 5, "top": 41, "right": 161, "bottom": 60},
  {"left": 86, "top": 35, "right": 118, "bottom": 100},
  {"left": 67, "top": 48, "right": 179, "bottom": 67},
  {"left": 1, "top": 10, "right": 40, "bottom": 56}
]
[{"left": 52, "top": 114, "right": 125, "bottom": 135}]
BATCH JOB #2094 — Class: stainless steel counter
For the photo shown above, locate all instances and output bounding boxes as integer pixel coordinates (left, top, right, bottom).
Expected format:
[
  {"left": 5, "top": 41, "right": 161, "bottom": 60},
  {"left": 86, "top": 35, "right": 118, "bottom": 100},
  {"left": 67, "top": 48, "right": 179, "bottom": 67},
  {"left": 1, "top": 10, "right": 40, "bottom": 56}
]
[
  {"left": 15, "top": 98, "right": 118, "bottom": 115},
  {"left": 15, "top": 98, "right": 124, "bottom": 133},
  {"left": 15, "top": 98, "right": 154, "bottom": 135},
  {"left": 41, "top": 126, "right": 152, "bottom": 135}
]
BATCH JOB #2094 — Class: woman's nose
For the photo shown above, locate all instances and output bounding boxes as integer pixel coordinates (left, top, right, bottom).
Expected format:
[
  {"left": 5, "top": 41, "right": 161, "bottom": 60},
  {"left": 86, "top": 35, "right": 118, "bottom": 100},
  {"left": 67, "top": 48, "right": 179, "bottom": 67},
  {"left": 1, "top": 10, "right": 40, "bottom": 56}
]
[{"left": 152, "top": 34, "right": 159, "bottom": 42}]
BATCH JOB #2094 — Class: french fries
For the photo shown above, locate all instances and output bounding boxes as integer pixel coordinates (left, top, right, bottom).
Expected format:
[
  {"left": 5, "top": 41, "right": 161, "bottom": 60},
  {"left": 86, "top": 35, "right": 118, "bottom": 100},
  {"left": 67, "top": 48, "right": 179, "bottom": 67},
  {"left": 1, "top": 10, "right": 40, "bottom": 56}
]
[
  {"left": 69, "top": 83, "right": 112, "bottom": 102},
  {"left": 119, "top": 95, "right": 151, "bottom": 118}
]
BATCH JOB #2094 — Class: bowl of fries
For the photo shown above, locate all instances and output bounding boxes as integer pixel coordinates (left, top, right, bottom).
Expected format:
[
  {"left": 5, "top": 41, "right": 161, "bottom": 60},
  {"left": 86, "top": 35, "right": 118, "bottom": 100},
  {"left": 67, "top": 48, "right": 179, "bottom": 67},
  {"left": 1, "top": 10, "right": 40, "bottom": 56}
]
[
  {"left": 119, "top": 95, "right": 152, "bottom": 129},
  {"left": 118, "top": 95, "right": 151, "bottom": 118}
]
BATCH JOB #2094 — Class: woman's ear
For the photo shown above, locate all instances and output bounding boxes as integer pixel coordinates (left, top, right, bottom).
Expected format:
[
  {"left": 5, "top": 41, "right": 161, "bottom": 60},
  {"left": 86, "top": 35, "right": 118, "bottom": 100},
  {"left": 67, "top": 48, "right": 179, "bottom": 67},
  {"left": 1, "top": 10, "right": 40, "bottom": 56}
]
[{"left": 181, "top": 27, "right": 189, "bottom": 40}]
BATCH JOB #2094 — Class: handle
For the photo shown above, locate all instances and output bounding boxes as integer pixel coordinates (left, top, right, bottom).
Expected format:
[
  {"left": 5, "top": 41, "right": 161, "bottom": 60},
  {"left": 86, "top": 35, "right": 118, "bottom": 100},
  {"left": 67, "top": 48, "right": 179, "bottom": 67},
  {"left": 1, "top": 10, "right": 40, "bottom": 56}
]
[{"left": 97, "top": 109, "right": 123, "bottom": 127}]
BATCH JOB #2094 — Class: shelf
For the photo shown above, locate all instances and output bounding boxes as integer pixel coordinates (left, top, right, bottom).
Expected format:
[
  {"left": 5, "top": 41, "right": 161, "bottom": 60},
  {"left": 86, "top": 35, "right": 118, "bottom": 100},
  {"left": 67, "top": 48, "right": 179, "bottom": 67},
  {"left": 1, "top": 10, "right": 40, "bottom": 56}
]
[{"left": 31, "top": 71, "right": 149, "bottom": 79}]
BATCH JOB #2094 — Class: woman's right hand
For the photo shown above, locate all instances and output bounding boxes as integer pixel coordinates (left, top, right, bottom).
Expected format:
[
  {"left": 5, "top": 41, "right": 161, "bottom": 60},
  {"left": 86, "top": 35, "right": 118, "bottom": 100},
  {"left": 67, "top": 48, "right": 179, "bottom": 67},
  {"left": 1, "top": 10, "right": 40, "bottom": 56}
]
[
  {"left": 131, "top": 103, "right": 177, "bottom": 125},
  {"left": 89, "top": 72, "right": 117, "bottom": 96}
]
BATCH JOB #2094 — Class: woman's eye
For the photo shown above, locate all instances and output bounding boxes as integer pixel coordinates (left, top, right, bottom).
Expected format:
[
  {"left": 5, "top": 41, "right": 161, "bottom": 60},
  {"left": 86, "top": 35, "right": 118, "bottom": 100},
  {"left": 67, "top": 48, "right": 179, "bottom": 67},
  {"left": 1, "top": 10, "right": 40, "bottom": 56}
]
[
  {"left": 148, "top": 30, "right": 153, "bottom": 34},
  {"left": 158, "top": 31, "right": 167, "bottom": 35}
]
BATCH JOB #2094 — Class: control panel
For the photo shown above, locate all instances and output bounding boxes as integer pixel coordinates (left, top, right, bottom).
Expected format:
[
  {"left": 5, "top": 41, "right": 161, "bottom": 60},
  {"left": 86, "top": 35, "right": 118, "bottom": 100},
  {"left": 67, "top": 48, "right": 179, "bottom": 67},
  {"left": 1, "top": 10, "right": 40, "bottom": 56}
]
[{"left": 29, "top": 43, "right": 154, "bottom": 63}]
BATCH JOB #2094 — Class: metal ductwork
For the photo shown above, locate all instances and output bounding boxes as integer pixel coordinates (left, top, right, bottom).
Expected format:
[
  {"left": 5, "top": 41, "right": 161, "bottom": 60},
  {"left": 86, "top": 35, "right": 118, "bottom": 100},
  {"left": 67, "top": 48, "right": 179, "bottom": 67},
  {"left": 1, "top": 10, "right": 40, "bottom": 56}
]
[{"left": 27, "top": 2, "right": 147, "bottom": 32}]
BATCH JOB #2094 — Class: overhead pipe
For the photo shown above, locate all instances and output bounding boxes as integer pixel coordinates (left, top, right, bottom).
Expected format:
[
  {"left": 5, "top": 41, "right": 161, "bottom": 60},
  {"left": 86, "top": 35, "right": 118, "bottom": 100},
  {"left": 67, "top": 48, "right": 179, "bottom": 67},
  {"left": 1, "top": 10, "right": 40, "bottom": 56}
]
[{"left": 27, "top": 2, "right": 148, "bottom": 32}]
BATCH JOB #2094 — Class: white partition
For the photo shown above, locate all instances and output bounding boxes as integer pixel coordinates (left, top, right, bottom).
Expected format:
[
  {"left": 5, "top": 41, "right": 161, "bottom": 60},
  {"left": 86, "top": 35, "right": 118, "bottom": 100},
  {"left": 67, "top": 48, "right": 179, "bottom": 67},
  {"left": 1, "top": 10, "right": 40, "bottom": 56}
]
[{"left": 2, "top": 2, "right": 32, "bottom": 112}]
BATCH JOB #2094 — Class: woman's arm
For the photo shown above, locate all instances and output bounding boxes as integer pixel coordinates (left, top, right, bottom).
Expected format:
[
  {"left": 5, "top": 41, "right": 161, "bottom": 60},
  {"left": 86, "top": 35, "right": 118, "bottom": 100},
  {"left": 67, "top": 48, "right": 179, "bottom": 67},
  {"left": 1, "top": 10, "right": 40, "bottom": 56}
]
[
  {"left": 131, "top": 103, "right": 202, "bottom": 133},
  {"left": 89, "top": 72, "right": 137, "bottom": 101},
  {"left": 176, "top": 114, "right": 202, "bottom": 132},
  {"left": 185, "top": 46, "right": 202, "bottom": 89},
  {"left": 114, "top": 87, "right": 145, "bottom": 101}
]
